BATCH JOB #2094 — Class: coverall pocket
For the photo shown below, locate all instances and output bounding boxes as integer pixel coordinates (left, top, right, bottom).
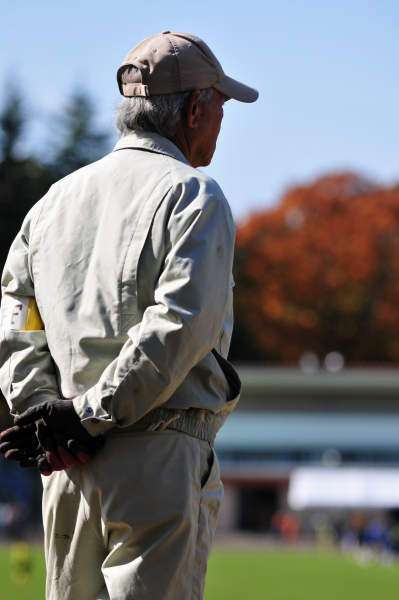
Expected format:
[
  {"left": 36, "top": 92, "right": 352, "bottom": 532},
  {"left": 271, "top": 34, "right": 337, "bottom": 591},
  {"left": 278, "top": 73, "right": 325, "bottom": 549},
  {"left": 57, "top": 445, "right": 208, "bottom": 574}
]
[
  {"left": 200, "top": 442, "right": 218, "bottom": 490},
  {"left": 211, "top": 348, "right": 242, "bottom": 401}
]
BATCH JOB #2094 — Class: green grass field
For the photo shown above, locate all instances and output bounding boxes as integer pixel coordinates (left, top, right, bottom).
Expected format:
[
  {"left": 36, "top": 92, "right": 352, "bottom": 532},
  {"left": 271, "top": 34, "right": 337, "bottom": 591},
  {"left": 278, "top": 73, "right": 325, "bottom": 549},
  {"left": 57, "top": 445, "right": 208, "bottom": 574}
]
[
  {"left": 1, "top": 547, "right": 399, "bottom": 599},
  {"left": 0, "top": 546, "right": 46, "bottom": 600},
  {"left": 205, "top": 551, "right": 399, "bottom": 600}
]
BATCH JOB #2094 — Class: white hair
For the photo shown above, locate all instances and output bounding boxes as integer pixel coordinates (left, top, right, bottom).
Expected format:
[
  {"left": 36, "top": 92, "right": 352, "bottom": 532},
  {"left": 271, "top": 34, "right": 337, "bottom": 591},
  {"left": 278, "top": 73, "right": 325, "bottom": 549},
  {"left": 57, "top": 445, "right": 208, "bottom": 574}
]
[{"left": 115, "top": 67, "right": 215, "bottom": 138}]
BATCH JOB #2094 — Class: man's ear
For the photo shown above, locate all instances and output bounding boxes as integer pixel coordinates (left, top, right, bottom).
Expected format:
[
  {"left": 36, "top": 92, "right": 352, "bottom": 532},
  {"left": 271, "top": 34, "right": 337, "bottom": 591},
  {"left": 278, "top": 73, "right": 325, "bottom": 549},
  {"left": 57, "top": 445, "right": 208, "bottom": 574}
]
[{"left": 185, "top": 90, "right": 201, "bottom": 129}]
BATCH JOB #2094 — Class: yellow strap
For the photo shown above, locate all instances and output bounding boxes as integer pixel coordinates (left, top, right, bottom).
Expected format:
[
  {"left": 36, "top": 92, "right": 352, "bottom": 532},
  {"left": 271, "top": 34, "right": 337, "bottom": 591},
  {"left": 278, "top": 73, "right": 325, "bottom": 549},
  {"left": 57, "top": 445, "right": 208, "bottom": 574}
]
[{"left": 26, "top": 297, "right": 44, "bottom": 331}]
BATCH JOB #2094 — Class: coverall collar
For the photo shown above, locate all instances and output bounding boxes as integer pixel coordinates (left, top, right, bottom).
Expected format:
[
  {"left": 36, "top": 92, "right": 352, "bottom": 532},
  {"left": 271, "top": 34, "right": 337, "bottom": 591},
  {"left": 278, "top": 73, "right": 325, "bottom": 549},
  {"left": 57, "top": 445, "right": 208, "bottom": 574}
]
[{"left": 113, "top": 131, "right": 191, "bottom": 166}]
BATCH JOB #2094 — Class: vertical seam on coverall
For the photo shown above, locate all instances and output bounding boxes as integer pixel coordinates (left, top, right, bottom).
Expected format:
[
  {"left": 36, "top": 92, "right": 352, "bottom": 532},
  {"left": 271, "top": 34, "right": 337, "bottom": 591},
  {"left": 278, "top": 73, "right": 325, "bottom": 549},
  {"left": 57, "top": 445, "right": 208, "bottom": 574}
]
[
  {"left": 117, "top": 157, "right": 172, "bottom": 336},
  {"left": 80, "top": 464, "right": 106, "bottom": 546},
  {"left": 118, "top": 186, "right": 148, "bottom": 336},
  {"left": 190, "top": 439, "right": 205, "bottom": 600}
]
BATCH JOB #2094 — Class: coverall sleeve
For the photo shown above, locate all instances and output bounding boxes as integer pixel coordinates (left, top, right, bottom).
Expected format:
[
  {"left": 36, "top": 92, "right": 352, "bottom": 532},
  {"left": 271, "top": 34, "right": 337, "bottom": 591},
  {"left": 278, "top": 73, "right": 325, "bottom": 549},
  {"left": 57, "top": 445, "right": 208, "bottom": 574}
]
[
  {"left": 0, "top": 202, "right": 60, "bottom": 415},
  {"left": 72, "top": 179, "right": 236, "bottom": 436}
]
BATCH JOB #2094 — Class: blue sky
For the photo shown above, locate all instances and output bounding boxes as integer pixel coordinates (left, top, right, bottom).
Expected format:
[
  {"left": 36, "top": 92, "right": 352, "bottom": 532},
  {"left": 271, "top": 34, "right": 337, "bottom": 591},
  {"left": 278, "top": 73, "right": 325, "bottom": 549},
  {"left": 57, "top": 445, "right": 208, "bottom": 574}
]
[{"left": 1, "top": 0, "right": 398, "bottom": 220}]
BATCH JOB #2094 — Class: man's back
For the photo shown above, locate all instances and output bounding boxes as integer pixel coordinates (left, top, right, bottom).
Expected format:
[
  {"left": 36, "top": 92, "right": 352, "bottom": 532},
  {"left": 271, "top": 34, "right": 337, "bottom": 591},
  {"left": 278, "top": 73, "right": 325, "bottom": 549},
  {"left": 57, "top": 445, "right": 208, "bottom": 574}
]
[
  {"left": 2, "top": 131, "right": 238, "bottom": 431},
  {"left": 31, "top": 135, "right": 174, "bottom": 397}
]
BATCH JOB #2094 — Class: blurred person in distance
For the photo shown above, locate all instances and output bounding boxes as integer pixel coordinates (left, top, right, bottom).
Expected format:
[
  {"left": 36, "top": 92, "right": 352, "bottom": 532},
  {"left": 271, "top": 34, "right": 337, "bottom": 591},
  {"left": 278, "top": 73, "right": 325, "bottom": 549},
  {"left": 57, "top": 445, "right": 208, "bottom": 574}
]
[
  {"left": 0, "top": 31, "right": 258, "bottom": 600},
  {"left": 362, "top": 518, "right": 384, "bottom": 548},
  {"left": 271, "top": 510, "right": 301, "bottom": 543}
]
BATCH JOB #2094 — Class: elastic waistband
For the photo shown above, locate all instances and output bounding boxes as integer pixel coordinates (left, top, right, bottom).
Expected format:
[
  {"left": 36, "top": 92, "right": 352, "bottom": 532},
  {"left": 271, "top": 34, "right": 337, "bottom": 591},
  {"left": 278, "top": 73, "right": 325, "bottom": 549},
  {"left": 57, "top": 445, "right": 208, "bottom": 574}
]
[{"left": 112, "top": 407, "right": 224, "bottom": 446}]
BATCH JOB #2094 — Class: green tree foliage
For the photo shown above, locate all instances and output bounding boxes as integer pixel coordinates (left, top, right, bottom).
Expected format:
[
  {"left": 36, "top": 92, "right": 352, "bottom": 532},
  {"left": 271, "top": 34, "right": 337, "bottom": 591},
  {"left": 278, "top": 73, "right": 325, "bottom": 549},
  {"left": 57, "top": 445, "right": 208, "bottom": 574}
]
[
  {"left": 0, "top": 89, "right": 53, "bottom": 269},
  {"left": 50, "top": 92, "right": 112, "bottom": 178}
]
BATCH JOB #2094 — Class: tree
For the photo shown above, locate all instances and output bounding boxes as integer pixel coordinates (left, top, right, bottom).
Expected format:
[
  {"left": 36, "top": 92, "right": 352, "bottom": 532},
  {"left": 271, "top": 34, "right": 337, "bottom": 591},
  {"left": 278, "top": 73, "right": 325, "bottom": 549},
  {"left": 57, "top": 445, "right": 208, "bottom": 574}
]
[
  {"left": 0, "top": 88, "right": 112, "bottom": 271},
  {"left": 0, "top": 87, "right": 53, "bottom": 269},
  {"left": 49, "top": 92, "right": 112, "bottom": 179},
  {"left": 232, "top": 173, "right": 399, "bottom": 363}
]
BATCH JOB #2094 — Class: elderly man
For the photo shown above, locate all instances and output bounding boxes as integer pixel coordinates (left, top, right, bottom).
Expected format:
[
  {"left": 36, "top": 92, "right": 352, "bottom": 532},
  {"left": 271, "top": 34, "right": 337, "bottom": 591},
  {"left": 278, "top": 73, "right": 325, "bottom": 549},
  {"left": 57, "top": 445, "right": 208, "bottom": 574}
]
[{"left": 0, "top": 31, "right": 258, "bottom": 600}]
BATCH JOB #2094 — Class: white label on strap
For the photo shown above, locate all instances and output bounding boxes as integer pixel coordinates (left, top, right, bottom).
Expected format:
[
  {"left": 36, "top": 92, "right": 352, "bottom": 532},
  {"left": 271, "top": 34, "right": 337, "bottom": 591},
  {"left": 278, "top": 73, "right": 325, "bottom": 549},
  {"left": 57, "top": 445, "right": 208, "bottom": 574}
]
[{"left": 0, "top": 294, "right": 29, "bottom": 331}]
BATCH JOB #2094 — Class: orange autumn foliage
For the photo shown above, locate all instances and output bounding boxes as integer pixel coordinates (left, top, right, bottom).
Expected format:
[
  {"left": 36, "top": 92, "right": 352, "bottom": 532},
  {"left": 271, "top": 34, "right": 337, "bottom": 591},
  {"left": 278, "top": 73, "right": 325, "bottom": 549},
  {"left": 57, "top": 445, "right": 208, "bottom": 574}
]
[{"left": 233, "top": 173, "right": 399, "bottom": 362}]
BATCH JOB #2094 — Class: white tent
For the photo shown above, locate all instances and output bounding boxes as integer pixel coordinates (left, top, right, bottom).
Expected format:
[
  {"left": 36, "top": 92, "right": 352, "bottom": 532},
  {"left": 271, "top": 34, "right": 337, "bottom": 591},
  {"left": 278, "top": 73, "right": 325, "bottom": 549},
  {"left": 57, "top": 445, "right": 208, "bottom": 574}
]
[{"left": 288, "top": 467, "right": 399, "bottom": 510}]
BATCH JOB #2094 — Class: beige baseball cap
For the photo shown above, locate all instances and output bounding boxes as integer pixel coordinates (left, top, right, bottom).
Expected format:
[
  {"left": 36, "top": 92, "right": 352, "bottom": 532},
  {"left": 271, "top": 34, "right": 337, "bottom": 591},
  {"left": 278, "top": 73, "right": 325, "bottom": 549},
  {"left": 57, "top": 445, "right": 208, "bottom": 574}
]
[{"left": 117, "top": 31, "right": 259, "bottom": 103}]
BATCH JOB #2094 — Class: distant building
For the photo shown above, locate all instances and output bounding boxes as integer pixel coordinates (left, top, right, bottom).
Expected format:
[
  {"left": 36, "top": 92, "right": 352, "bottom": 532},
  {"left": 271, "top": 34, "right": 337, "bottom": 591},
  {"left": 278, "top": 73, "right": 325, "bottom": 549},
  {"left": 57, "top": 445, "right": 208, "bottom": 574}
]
[{"left": 216, "top": 366, "right": 399, "bottom": 532}]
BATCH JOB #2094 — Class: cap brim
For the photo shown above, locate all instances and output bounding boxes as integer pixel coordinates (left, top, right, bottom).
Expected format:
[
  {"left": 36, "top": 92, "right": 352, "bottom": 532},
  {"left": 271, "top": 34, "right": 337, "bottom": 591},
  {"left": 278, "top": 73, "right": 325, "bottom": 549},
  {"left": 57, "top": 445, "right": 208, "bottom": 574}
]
[{"left": 213, "top": 75, "right": 259, "bottom": 103}]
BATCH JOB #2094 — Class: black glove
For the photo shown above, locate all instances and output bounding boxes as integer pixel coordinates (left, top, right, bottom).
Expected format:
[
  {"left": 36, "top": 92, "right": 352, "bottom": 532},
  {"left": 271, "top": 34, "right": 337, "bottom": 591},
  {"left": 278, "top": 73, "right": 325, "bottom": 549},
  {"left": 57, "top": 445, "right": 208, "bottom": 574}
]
[
  {"left": 0, "top": 422, "right": 53, "bottom": 475},
  {"left": 0, "top": 426, "right": 101, "bottom": 475},
  {"left": 14, "top": 400, "right": 95, "bottom": 442},
  {"left": 34, "top": 418, "right": 102, "bottom": 472},
  {"left": 1, "top": 400, "right": 104, "bottom": 474}
]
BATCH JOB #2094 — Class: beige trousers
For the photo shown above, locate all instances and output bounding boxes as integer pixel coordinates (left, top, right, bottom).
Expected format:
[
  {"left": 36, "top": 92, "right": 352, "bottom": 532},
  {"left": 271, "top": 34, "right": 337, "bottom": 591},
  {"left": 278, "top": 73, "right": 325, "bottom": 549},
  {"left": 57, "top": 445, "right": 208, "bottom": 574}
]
[{"left": 42, "top": 429, "right": 223, "bottom": 600}]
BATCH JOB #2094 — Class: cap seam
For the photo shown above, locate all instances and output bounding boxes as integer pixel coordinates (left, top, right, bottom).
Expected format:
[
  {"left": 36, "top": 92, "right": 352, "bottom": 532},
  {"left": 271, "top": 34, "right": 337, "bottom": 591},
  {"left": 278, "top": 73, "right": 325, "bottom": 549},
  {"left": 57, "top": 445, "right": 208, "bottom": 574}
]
[
  {"left": 172, "top": 33, "right": 220, "bottom": 77},
  {"left": 167, "top": 36, "right": 182, "bottom": 92}
]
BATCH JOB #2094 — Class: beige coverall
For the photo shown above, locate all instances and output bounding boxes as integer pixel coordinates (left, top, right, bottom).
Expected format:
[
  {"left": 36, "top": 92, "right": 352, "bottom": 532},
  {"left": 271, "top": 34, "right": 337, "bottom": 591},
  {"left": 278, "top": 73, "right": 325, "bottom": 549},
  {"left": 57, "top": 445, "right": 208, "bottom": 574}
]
[{"left": 0, "top": 131, "right": 241, "bottom": 599}]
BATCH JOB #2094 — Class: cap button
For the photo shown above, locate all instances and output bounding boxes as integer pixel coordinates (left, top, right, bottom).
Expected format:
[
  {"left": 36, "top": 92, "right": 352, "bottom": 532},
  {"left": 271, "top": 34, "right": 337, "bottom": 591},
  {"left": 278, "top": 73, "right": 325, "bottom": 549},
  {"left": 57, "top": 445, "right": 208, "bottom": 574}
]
[{"left": 161, "top": 30, "right": 170, "bottom": 34}]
